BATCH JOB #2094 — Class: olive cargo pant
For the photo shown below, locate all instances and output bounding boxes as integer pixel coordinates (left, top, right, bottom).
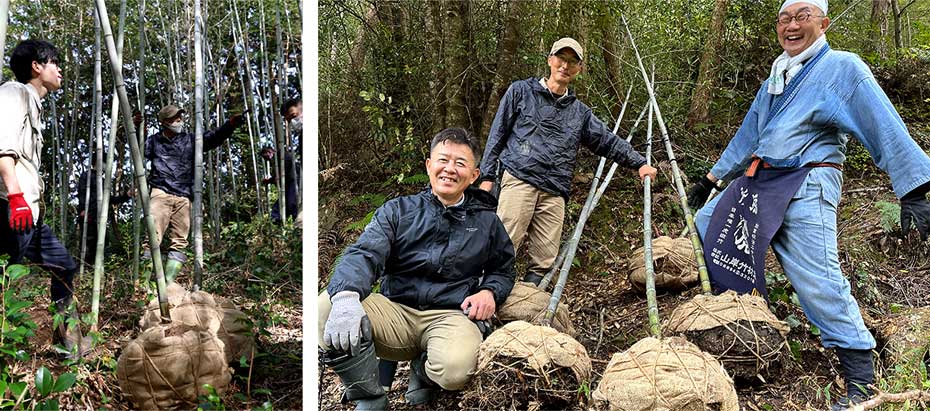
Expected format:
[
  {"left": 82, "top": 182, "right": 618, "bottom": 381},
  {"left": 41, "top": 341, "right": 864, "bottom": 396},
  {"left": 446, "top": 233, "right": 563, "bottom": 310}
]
[
  {"left": 318, "top": 291, "right": 481, "bottom": 390},
  {"left": 496, "top": 171, "right": 565, "bottom": 281}
]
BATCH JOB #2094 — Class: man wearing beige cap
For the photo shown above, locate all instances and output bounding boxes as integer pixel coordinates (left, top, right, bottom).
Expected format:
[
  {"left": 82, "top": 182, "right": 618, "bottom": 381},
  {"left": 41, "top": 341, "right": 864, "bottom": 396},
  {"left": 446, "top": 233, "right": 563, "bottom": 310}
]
[
  {"left": 479, "top": 37, "right": 657, "bottom": 285},
  {"left": 133, "top": 105, "right": 245, "bottom": 283}
]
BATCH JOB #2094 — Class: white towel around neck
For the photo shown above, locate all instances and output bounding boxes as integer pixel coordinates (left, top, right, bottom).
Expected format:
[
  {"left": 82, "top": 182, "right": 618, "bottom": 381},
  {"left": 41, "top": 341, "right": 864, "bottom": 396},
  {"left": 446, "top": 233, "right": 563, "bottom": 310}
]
[{"left": 767, "top": 34, "right": 828, "bottom": 95}]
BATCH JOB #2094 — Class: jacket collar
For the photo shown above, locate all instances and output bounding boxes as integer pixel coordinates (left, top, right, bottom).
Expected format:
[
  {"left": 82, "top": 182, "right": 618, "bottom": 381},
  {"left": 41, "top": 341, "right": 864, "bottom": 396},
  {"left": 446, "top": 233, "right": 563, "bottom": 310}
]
[
  {"left": 528, "top": 77, "right": 577, "bottom": 106},
  {"left": 423, "top": 186, "right": 498, "bottom": 213}
]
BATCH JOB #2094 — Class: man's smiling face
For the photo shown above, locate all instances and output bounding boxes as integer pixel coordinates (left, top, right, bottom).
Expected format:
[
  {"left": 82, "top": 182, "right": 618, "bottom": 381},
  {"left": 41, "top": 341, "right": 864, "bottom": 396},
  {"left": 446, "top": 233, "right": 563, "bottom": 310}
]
[{"left": 777, "top": 2, "right": 830, "bottom": 57}]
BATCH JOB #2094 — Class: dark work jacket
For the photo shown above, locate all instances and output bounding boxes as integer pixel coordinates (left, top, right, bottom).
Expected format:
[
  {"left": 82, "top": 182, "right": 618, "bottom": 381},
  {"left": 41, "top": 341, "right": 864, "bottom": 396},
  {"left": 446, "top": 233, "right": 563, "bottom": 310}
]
[
  {"left": 327, "top": 186, "right": 516, "bottom": 310},
  {"left": 480, "top": 78, "right": 647, "bottom": 200},
  {"left": 144, "top": 120, "right": 237, "bottom": 199}
]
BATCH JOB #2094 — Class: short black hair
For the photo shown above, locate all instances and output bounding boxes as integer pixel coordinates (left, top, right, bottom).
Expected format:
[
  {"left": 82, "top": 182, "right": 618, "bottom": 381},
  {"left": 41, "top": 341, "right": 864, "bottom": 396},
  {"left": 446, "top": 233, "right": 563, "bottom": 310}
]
[
  {"left": 429, "top": 127, "right": 481, "bottom": 165},
  {"left": 280, "top": 98, "right": 301, "bottom": 116},
  {"left": 10, "top": 39, "right": 60, "bottom": 83}
]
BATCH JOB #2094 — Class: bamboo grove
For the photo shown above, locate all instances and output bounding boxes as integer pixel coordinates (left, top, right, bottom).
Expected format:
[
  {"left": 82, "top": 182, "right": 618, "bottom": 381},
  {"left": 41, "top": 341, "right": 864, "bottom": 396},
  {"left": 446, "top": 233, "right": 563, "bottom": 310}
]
[{"left": 0, "top": 0, "right": 302, "bottom": 308}]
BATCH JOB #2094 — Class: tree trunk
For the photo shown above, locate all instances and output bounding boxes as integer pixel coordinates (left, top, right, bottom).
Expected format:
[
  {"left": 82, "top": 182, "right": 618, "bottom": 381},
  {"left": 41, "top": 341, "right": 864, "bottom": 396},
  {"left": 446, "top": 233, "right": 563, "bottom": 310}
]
[
  {"left": 443, "top": 0, "right": 470, "bottom": 129},
  {"left": 871, "top": 0, "right": 890, "bottom": 58},
  {"left": 94, "top": 0, "right": 170, "bottom": 320},
  {"left": 425, "top": 0, "right": 446, "bottom": 132},
  {"left": 686, "top": 0, "right": 728, "bottom": 129},
  {"left": 599, "top": 8, "right": 625, "bottom": 121},
  {"left": 479, "top": 0, "right": 525, "bottom": 141}
]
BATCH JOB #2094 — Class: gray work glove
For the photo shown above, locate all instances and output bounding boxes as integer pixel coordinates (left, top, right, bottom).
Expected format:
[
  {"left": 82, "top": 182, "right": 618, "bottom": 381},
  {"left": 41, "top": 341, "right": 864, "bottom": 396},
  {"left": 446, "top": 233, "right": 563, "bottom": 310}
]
[{"left": 323, "top": 291, "right": 369, "bottom": 356}]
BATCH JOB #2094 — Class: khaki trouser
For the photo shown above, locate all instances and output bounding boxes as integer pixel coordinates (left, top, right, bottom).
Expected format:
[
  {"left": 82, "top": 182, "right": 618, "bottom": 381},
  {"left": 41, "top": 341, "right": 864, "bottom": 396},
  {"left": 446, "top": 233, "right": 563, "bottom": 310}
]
[
  {"left": 145, "top": 188, "right": 191, "bottom": 253},
  {"left": 496, "top": 171, "right": 565, "bottom": 279},
  {"left": 318, "top": 291, "right": 481, "bottom": 390}
]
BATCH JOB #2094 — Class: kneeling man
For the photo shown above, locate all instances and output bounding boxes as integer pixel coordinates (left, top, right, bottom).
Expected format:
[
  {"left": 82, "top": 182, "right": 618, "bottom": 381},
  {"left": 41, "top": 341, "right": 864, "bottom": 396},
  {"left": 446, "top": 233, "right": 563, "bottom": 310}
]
[{"left": 319, "top": 128, "right": 516, "bottom": 409}]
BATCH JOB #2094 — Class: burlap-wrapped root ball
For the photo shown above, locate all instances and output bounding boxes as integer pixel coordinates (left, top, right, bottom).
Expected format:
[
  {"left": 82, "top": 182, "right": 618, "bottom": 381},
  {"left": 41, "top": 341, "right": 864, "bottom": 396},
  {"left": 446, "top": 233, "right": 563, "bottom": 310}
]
[
  {"left": 664, "top": 290, "right": 789, "bottom": 383},
  {"left": 141, "top": 283, "right": 255, "bottom": 363},
  {"left": 877, "top": 306, "right": 930, "bottom": 365},
  {"left": 628, "top": 236, "right": 697, "bottom": 291},
  {"left": 592, "top": 336, "right": 738, "bottom": 411},
  {"left": 460, "top": 321, "right": 591, "bottom": 410},
  {"left": 117, "top": 324, "right": 232, "bottom": 410},
  {"left": 496, "top": 282, "right": 576, "bottom": 336}
]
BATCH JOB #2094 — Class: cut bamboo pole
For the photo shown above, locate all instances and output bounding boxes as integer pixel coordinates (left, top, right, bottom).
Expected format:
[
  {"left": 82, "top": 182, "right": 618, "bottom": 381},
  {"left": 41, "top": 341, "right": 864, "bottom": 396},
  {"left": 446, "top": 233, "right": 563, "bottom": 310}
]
[
  {"left": 622, "top": 15, "right": 711, "bottom": 294},
  {"left": 91, "top": 0, "right": 127, "bottom": 332},
  {"left": 192, "top": 0, "right": 205, "bottom": 290},
  {"left": 94, "top": 0, "right": 170, "bottom": 320},
  {"left": 131, "top": 0, "right": 147, "bottom": 285},
  {"left": 643, "top": 66, "right": 660, "bottom": 338}
]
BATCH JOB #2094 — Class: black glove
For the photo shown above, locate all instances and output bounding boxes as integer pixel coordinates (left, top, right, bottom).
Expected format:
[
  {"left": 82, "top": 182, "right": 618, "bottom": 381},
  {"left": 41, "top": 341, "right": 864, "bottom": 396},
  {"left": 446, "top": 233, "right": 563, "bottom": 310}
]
[
  {"left": 900, "top": 184, "right": 930, "bottom": 240},
  {"left": 687, "top": 175, "right": 718, "bottom": 211}
]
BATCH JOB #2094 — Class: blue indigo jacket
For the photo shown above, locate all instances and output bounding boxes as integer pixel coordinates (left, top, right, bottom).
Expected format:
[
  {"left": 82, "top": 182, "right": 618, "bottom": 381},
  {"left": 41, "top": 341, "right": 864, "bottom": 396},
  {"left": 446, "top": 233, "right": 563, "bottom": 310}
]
[{"left": 710, "top": 47, "right": 930, "bottom": 198}]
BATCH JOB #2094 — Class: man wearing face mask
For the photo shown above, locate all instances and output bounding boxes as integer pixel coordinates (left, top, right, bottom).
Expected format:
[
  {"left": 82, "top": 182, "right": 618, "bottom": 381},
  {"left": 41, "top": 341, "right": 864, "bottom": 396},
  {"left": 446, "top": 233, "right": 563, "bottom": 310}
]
[
  {"left": 261, "top": 146, "right": 298, "bottom": 223},
  {"left": 133, "top": 105, "right": 245, "bottom": 283},
  {"left": 281, "top": 98, "right": 302, "bottom": 137}
]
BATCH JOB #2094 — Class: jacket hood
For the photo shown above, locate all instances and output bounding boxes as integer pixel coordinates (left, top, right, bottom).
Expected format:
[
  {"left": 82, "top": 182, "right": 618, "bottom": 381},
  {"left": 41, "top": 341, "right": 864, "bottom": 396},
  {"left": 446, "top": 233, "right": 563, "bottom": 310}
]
[
  {"left": 422, "top": 185, "right": 498, "bottom": 212},
  {"left": 525, "top": 77, "right": 577, "bottom": 107}
]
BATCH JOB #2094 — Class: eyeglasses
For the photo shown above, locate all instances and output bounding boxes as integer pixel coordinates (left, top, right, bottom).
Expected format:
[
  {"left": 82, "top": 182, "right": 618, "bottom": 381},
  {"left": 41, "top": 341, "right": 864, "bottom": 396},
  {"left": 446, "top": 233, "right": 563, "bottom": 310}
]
[
  {"left": 553, "top": 53, "right": 581, "bottom": 68},
  {"left": 776, "top": 10, "right": 824, "bottom": 26}
]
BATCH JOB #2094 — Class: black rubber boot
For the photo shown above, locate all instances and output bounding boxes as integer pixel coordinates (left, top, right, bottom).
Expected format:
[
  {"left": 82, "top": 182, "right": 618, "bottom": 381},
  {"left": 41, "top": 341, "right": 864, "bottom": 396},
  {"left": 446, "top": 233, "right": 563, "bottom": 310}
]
[
  {"left": 523, "top": 273, "right": 544, "bottom": 286},
  {"left": 405, "top": 352, "right": 437, "bottom": 406},
  {"left": 831, "top": 348, "right": 874, "bottom": 411},
  {"left": 322, "top": 339, "right": 388, "bottom": 411},
  {"left": 378, "top": 359, "right": 398, "bottom": 392}
]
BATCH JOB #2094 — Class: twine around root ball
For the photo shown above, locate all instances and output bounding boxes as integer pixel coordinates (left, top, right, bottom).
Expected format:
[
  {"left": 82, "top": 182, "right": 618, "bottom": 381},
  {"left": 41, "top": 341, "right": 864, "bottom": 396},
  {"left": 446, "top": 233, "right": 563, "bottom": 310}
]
[
  {"left": 459, "top": 358, "right": 581, "bottom": 410},
  {"left": 665, "top": 291, "right": 789, "bottom": 383},
  {"left": 682, "top": 319, "right": 786, "bottom": 383}
]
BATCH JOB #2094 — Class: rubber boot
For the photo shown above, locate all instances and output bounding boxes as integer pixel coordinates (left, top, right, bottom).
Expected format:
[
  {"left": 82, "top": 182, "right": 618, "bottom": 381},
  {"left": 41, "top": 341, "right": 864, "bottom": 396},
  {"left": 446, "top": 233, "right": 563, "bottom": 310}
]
[
  {"left": 523, "top": 273, "right": 544, "bottom": 286},
  {"left": 322, "top": 340, "right": 388, "bottom": 410},
  {"left": 379, "top": 359, "right": 398, "bottom": 392},
  {"left": 405, "top": 352, "right": 437, "bottom": 406},
  {"left": 164, "top": 259, "right": 183, "bottom": 284},
  {"left": 831, "top": 348, "right": 874, "bottom": 411},
  {"left": 52, "top": 297, "right": 93, "bottom": 360}
]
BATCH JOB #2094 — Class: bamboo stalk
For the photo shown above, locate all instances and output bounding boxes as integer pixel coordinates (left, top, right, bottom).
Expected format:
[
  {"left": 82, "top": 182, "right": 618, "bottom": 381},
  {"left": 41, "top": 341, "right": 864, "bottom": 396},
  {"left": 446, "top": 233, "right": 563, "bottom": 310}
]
[
  {"left": 192, "top": 0, "right": 205, "bottom": 290},
  {"left": 91, "top": 0, "right": 127, "bottom": 332},
  {"left": 132, "top": 0, "right": 147, "bottom": 285},
  {"left": 643, "top": 66, "right": 660, "bottom": 339},
  {"left": 94, "top": 0, "right": 170, "bottom": 320},
  {"left": 233, "top": 2, "right": 265, "bottom": 217},
  {"left": 622, "top": 15, "right": 711, "bottom": 294},
  {"left": 80, "top": 14, "right": 103, "bottom": 278}
]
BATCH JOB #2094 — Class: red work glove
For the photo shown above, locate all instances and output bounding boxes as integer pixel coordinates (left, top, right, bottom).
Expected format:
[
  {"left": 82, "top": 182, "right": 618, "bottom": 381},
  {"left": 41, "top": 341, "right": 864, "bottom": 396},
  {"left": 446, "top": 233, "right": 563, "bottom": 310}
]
[{"left": 7, "top": 193, "right": 33, "bottom": 232}]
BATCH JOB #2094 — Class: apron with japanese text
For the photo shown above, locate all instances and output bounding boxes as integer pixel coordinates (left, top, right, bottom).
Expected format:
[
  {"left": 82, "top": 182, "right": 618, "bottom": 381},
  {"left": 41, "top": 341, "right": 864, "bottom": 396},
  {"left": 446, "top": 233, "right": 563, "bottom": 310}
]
[{"left": 703, "top": 44, "right": 831, "bottom": 299}]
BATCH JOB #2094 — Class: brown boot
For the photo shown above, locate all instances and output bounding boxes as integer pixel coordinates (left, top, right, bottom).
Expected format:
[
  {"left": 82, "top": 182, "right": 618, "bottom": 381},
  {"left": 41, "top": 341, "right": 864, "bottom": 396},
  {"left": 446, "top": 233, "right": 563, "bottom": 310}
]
[{"left": 52, "top": 297, "right": 93, "bottom": 360}]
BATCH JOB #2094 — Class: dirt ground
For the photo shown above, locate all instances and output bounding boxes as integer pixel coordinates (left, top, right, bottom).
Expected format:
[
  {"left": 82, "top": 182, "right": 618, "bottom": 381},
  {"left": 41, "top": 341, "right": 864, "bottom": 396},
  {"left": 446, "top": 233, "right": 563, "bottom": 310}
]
[
  {"left": 316, "top": 128, "right": 930, "bottom": 410},
  {"left": 14, "top": 258, "right": 303, "bottom": 410}
]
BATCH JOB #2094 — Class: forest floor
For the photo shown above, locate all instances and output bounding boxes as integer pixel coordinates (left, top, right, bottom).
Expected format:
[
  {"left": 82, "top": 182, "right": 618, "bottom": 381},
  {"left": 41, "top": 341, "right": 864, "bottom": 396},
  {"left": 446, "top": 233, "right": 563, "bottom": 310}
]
[
  {"left": 317, "top": 122, "right": 930, "bottom": 410},
  {"left": 8, "top": 219, "right": 303, "bottom": 410}
]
